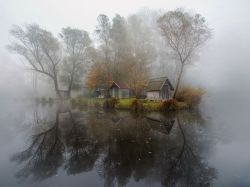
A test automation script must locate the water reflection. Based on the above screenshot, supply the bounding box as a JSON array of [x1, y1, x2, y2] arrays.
[[11, 104, 216, 186]]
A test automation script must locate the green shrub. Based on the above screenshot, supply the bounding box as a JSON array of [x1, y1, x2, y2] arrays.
[[160, 99, 178, 112], [176, 87, 204, 108]]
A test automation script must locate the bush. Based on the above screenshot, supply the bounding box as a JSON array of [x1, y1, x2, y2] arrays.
[[143, 100, 162, 112], [160, 99, 178, 112], [176, 87, 204, 108], [130, 99, 145, 113], [103, 98, 119, 109]]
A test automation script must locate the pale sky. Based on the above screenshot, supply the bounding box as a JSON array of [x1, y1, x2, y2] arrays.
[[0, 0, 250, 98]]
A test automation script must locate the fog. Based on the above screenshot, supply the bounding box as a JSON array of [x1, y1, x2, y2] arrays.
[[0, 0, 250, 106], [1, 1, 250, 186]]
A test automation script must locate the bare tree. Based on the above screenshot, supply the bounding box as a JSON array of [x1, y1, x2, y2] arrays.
[[60, 27, 92, 97], [158, 9, 211, 98], [7, 24, 62, 98]]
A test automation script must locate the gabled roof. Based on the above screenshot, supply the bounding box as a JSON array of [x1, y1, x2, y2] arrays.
[[110, 81, 129, 89], [146, 77, 174, 91]]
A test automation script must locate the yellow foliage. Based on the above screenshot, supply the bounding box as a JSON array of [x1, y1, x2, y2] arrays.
[[86, 63, 112, 89], [176, 87, 204, 108]]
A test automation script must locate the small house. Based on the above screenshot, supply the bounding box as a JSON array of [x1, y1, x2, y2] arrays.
[[93, 83, 111, 98], [146, 77, 174, 100], [110, 81, 130, 98]]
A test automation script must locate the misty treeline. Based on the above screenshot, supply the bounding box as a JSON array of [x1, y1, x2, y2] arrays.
[[7, 8, 211, 99]]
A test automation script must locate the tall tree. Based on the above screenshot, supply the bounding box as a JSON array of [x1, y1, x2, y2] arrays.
[[59, 27, 92, 97], [110, 14, 131, 82], [95, 14, 112, 64], [126, 14, 155, 97], [7, 24, 62, 98], [158, 9, 211, 98], [94, 14, 113, 97]]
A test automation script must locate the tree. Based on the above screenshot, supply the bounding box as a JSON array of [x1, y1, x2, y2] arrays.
[[94, 14, 113, 97], [95, 14, 112, 64], [86, 62, 112, 90], [158, 9, 211, 98], [126, 57, 148, 98], [110, 14, 131, 82], [126, 14, 155, 97], [60, 27, 92, 97], [7, 24, 62, 98]]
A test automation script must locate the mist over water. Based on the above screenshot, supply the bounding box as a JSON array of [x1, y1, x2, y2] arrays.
[[0, 0, 250, 187]]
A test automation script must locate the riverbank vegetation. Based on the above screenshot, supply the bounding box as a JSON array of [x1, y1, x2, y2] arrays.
[[71, 86, 204, 112]]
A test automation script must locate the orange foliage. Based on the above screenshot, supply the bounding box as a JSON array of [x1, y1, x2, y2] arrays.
[[86, 63, 112, 89]]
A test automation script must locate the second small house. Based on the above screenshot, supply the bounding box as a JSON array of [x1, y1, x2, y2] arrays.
[[146, 77, 174, 100], [110, 81, 130, 99]]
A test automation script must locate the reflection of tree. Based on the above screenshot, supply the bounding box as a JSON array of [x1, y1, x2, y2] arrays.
[[11, 111, 64, 181], [158, 114, 216, 187], [63, 111, 100, 174], [11, 107, 216, 186], [99, 117, 156, 187], [95, 113, 217, 187]]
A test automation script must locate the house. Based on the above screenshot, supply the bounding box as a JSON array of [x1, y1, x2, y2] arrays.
[[110, 81, 130, 98], [93, 86, 105, 98], [93, 83, 110, 98], [146, 77, 174, 100]]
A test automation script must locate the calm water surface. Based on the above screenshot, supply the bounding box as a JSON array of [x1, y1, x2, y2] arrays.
[[0, 100, 249, 187]]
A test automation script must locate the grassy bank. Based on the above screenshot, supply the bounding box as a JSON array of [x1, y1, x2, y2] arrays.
[[71, 87, 203, 112], [116, 98, 189, 112], [71, 97, 190, 112]]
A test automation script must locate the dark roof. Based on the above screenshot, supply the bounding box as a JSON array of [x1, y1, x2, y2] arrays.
[[111, 81, 129, 89], [146, 77, 174, 91]]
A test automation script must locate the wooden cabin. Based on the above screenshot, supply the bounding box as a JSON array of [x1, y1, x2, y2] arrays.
[[146, 77, 174, 100], [110, 81, 130, 98], [92, 85, 106, 98]]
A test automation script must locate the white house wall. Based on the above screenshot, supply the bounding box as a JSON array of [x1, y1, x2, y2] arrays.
[[147, 91, 160, 100]]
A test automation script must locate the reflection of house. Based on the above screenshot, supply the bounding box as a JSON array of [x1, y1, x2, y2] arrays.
[[110, 81, 130, 98], [147, 117, 175, 135], [146, 77, 174, 100]]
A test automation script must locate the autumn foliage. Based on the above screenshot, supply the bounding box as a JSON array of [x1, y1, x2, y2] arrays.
[[176, 87, 204, 108], [86, 63, 112, 89]]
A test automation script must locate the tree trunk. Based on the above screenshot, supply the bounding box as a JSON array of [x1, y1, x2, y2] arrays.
[[68, 78, 73, 98], [173, 63, 184, 99], [53, 76, 61, 99], [67, 67, 76, 99]]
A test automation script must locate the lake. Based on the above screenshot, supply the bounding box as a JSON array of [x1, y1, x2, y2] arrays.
[[0, 99, 249, 187]]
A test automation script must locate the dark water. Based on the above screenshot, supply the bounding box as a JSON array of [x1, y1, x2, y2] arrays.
[[0, 100, 249, 187]]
